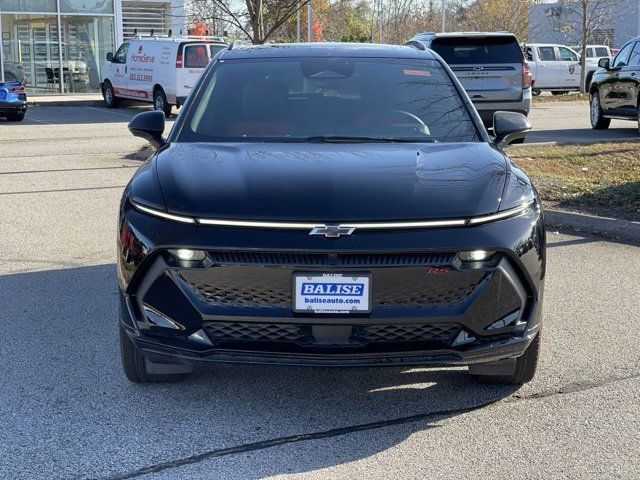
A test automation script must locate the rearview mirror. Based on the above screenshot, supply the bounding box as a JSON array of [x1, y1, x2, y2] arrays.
[[128, 111, 166, 149], [106, 52, 114, 62], [598, 57, 610, 69], [493, 111, 532, 147]]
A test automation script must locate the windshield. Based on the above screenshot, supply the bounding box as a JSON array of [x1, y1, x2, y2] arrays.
[[431, 37, 523, 64], [178, 57, 480, 143]]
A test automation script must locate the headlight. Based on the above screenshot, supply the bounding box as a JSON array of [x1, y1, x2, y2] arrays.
[[168, 249, 207, 261], [458, 250, 495, 262]]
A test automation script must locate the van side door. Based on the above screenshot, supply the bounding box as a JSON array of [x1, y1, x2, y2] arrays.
[[175, 43, 211, 103], [109, 42, 130, 96]]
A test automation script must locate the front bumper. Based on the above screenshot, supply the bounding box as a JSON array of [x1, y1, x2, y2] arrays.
[[129, 326, 539, 367], [118, 200, 545, 367]]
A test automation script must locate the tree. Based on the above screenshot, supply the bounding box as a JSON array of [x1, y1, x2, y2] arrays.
[[548, 0, 626, 92], [186, 0, 313, 44], [458, 0, 536, 41]]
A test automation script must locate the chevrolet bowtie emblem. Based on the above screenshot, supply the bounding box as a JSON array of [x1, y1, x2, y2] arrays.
[[309, 225, 356, 238]]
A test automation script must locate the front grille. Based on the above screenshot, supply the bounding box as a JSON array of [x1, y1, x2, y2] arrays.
[[180, 265, 487, 311], [206, 322, 311, 342], [203, 321, 459, 349], [353, 324, 460, 343], [208, 251, 456, 267]]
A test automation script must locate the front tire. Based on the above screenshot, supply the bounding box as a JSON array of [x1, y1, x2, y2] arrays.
[[153, 88, 172, 118], [119, 324, 192, 383], [469, 331, 541, 385], [103, 80, 119, 108], [590, 91, 611, 129]]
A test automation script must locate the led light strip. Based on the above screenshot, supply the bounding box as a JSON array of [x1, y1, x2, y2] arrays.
[[132, 200, 533, 230], [467, 201, 535, 225], [133, 202, 196, 224]]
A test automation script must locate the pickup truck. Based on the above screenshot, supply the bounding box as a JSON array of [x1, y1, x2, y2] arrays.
[[523, 43, 611, 95], [524, 43, 582, 94], [573, 44, 613, 89]]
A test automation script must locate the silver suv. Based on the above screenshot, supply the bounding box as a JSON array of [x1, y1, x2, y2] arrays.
[[409, 32, 532, 127]]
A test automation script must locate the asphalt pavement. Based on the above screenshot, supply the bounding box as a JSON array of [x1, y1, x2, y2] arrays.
[[526, 100, 638, 144], [0, 105, 639, 479]]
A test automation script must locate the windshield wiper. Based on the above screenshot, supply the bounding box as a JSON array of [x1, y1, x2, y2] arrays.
[[303, 135, 436, 143]]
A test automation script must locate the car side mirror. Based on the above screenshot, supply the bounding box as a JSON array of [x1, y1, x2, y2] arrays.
[[598, 57, 610, 69], [493, 111, 532, 147], [106, 52, 114, 62], [128, 111, 166, 149]]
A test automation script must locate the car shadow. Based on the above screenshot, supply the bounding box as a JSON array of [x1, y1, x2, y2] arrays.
[[0, 264, 519, 479], [2, 104, 178, 126]]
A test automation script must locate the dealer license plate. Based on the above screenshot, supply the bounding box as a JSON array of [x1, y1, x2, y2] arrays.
[[293, 273, 372, 313]]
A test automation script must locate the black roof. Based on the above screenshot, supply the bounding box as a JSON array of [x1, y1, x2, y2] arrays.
[[220, 42, 437, 60]]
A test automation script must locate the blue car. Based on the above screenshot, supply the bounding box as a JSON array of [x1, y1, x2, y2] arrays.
[[0, 81, 27, 121]]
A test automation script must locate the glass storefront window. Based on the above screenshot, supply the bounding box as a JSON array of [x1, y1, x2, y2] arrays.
[[1, 1, 118, 93], [1, 14, 62, 93], [60, 0, 113, 14], [0, 1, 57, 13], [59, 15, 114, 92]]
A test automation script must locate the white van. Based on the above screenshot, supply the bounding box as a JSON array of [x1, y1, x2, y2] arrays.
[[100, 35, 227, 116]]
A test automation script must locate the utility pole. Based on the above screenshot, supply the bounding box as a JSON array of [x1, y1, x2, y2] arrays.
[[296, 8, 301, 42], [307, 1, 313, 42], [441, 0, 446, 32]]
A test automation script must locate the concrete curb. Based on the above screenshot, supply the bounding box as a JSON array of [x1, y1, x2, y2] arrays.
[[544, 209, 640, 244]]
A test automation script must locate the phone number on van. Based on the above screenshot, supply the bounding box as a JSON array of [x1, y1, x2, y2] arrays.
[[130, 73, 153, 82]]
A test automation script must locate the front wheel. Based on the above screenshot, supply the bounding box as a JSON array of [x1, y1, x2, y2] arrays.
[[153, 88, 172, 118], [469, 331, 541, 385], [590, 91, 611, 130], [103, 80, 119, 108]]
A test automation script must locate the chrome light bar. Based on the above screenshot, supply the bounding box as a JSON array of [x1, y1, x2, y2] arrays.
[[132, 200, 534, 230]]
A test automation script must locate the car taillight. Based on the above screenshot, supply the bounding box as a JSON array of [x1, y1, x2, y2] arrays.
[[176, 52, 182, 68], [9, 86, 25, 93], [522, 63, 532, 89]]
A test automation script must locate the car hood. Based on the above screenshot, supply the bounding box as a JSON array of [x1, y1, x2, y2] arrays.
[[154, 142, 508, 222]]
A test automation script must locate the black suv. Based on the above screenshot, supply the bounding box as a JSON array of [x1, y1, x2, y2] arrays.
[[119, 42, 544, 385], [590, 37, 640, 132]]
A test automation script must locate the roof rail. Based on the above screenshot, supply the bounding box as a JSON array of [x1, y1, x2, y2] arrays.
[[404, 40, 426, 50], [134, 34, 226, 42], [228, 40, 253, 50]]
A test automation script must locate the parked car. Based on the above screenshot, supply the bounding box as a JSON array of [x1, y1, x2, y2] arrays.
[[408, 32, 531, 126], [118, 42, 544, 385], [572, 44, 614, 90], [101, 35, 228, 116], [0, 81, 27, 121], [523, 43, 581, 94], [3, 61, 26, 84], [589, 37, 640, 132]]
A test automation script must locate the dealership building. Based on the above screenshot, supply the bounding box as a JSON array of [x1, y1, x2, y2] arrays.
[[0, 0, 185, 93]]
